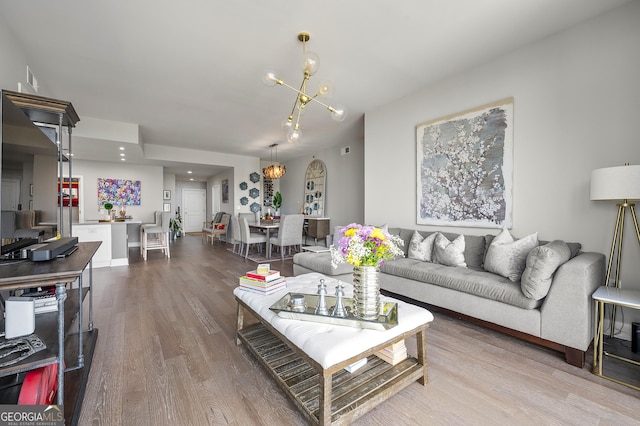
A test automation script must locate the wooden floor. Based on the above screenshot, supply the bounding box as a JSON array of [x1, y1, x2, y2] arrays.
[[78, 235, 640, 425]]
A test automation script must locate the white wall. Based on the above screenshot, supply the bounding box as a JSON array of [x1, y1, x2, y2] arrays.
[[365, 2, 640, 333], [279, 127, 365, 228], [66, 159, 164, 223]]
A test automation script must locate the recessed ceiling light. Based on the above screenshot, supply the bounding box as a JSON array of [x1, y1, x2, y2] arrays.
[[119, 147, 125, 150], [187, 171, 193, 174], [121, 158, 126, 161], [189, 178, 194, 181], [120, 153, 125, 157]]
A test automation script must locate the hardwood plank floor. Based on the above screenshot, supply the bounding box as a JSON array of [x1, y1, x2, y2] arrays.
[[78, 235, 640, 425]]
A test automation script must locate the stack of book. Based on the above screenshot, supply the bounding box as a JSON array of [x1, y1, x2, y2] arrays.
[[238, 268, 286, 295], [375, 340, 408, 365]]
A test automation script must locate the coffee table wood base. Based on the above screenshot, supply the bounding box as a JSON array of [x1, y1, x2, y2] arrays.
[[236, 298, 429, 425]]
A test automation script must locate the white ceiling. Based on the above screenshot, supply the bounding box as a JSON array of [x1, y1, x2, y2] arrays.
[[0, 0, 632, 181]]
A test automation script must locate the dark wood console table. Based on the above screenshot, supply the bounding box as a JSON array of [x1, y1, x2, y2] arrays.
[[0, 241, 100, 425]]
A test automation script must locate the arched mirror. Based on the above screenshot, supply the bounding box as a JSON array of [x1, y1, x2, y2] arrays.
[[303, 159, 326, 217]]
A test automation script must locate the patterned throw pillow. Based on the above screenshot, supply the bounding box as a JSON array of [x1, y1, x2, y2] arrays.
[[521, 240, 571, 300], [433, 233, 466, 267], [408, 231, 436, 262], [484, 229, 538, 282]]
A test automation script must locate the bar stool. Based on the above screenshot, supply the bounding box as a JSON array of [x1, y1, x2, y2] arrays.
[[142, 211, 170, 260]]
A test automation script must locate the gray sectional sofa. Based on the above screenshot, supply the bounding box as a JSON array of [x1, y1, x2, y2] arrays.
[[293, 227, 605, 367]]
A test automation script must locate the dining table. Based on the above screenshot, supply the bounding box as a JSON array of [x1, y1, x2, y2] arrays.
[[249, 221, 280, 258]]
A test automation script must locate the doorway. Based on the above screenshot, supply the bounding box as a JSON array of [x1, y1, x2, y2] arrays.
[[182, 188, 206, 232], [1, 179, 19, 210], [212, 185, 221, 219]]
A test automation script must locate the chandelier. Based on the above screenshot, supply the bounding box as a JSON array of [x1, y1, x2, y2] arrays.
[[262, 143, 286, 180], [264, 32, 346, 144]]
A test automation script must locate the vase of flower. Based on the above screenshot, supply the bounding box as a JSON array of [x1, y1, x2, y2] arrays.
[[352, 265, 381, 320], [329, 223, 405, 320]]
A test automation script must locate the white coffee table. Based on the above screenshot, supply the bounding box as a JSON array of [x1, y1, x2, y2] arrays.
[[301, 245, 330, 253], [234, 272, 434, 425]]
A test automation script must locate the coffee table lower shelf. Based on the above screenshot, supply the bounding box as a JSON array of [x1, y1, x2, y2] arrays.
[[237, 323, 424, 425]]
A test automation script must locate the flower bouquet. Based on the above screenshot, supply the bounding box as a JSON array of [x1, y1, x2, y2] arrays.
[[330, 224, 404, 269], [330, 224, 404, 319]]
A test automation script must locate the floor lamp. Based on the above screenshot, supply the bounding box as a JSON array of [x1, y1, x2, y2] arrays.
[[590, 164, 640, 337]]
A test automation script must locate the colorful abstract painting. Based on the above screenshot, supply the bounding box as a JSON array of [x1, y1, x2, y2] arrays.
[[97, 178, 141, 205], [416, 98, 513, 228]]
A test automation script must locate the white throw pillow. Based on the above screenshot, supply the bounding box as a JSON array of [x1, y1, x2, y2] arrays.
[[484, 229, 538, 282], [408, 231, 436, 262], [434, 233, 466, 267], [521, 240, 571, 300]]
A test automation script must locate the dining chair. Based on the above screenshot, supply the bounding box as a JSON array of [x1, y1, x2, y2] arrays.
[[239, 216, 266, 259], [269, 214, 305, 260], [229, 215, 242, 254]]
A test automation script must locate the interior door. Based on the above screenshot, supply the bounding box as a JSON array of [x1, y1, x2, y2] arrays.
[[1, 179, 20, 210], [182, 188, 206, 232]]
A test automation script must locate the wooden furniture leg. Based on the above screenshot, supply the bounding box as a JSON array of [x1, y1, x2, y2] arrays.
[[236, 302, 245, 345], [416, 327, 428, 386], [319, 373, 332, 426]]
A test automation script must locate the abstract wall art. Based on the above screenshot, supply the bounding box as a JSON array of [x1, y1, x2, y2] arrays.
[[416, 98, 513, 228], [97, 178, 141, 206]]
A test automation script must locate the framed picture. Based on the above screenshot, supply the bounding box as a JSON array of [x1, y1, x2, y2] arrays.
[[163, 190, 171, 200], [29, 200, 33, 210], [163, 203, 171, 212], [29, 184, 34, 196], [222, 179, 229, 203], [416, 98, 513, 228]]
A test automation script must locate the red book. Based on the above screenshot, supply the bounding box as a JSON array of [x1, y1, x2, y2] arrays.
[[245, 270, 281, 282]]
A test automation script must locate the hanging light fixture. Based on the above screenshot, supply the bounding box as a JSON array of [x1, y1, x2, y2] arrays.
[[263, 32, 347, 144], [263, 143, 286, 180]]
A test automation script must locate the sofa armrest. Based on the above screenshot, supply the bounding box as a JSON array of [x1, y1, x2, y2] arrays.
[[540, 251, 605, 350]]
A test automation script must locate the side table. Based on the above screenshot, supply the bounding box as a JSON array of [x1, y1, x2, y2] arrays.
[[592, 286, 640, 391]]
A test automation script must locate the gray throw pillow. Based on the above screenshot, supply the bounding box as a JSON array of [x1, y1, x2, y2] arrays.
[[521, 240, 571, 300], [408, 231, 436, 262], [434, 233, 466, 267], [484, 229, 538, 282]]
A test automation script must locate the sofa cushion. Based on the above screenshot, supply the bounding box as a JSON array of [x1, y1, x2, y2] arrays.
[[521, 240, 571, 300], [408, 231, 436, 262], [381, 258, 541, 310], [293, 252, 353, 276], [484, 229, 538, 282], [434, 233, 466, 267]]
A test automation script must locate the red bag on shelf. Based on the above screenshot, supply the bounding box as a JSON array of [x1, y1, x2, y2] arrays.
[[18, 362, 61, 405]]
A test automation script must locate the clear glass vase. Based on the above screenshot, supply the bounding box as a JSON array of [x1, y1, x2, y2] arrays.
[[352, 265, 381, 320]]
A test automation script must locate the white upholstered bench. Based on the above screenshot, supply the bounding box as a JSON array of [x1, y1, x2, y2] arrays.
[[234, 272, 434, 425]]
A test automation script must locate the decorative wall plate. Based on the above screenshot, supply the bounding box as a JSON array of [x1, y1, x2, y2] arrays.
[[250, 202, 261, 213], [240, 196, 249, 205], [249, 172, 260, 183], [239, 182, 248, 190], [249, 188, 260, 199]]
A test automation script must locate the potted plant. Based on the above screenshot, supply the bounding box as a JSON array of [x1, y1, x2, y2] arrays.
[[273, 191, 282, 216], [169, 215, 182, 240], [103, 202, 113, 220]]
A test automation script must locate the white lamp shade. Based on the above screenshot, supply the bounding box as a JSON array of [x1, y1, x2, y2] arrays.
[[590, 165, 640, 201]]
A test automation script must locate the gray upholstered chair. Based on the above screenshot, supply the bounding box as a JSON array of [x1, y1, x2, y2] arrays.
[[140, 211, 162, 255], [269, 214, 305, 260], [239, 216, 266, 259], [142, 211, 169, 260], [239, 212, 256, 226], [206, 213, 230, 244], [202, 211, 225, 242], [229, 215, 242, 254]]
